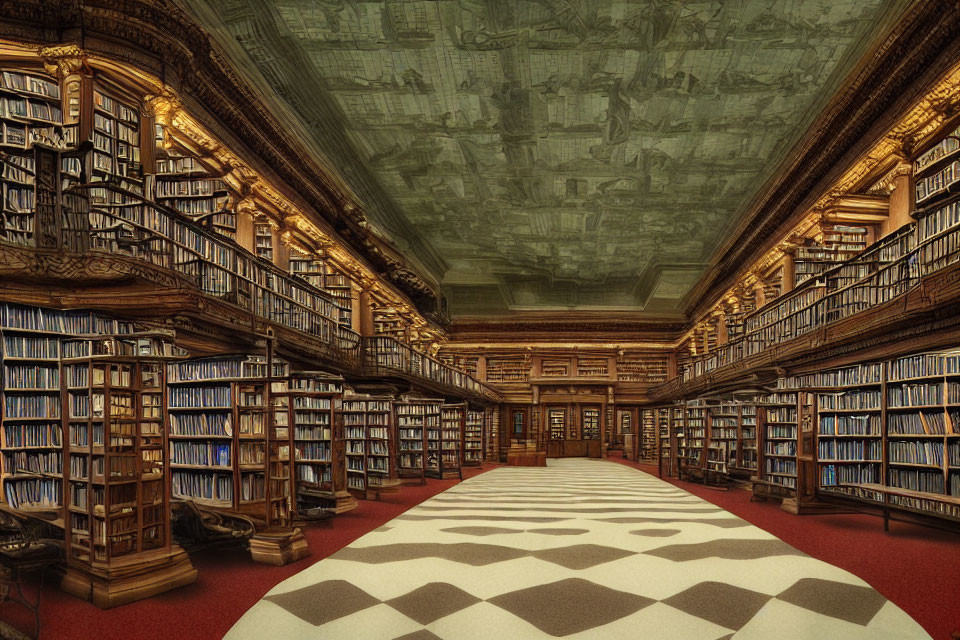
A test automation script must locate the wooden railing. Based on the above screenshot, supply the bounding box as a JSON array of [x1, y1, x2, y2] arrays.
[[362, 336, 500, 402], [663, 209, 960, 391]]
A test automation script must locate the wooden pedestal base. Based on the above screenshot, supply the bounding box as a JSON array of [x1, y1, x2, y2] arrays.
[[249, 529, 309, 566], [366, 479, 402, 500], [330, 490, 359, 514], [60, 545, 197, 609]]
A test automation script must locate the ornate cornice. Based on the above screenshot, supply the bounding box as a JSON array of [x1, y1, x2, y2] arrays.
[[0, 0, 446, 326]]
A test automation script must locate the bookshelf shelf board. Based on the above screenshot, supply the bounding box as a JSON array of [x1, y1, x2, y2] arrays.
[[170, 463, 233, 471], [887, 405, 949, 411], [819, 459, 883, 463], [819, 433, 883, 438], [887, 461, 945, 468], [819, 407, 883, 413], [887, 433, 953, 438]]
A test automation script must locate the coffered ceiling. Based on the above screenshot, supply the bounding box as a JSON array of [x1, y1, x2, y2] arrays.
[[181, 0, 904, 318]]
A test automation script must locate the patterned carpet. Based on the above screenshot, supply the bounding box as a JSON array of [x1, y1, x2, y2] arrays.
[[225, 459, 929, 639]]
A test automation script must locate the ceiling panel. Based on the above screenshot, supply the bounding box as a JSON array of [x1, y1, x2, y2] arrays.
[[183, 0, 901, 316]]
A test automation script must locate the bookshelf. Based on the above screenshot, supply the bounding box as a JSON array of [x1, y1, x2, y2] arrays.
[[883, 351, 959, 519], [463, 408, 483, 466], [672, 404, 686, 472], [167, 355, 291, 524], [757, 390, 799, 492], [342, 393, 368, 495], [547, 407, 565, 441], [0, 304, 199, 606], [812, 363, 884, 502], [616, 353, 669, 384], [289, 251, 352, 327], [657, 407, 672, 476], [59, 333, 198, 605], [485, 405, 499, 461], [0, 67, 72, 247], [254, 222, 274, 262], [341, 392, 398, 498], [794, 224, 872, 285], [639, 409, 657, 463], [278, 371, 355, 514], [152, 126, 235, 240], [581, 406, 601, 440], [485, 357, 529, 384], [394, 398, 441, 484], [683, 400, 709, 471], [737, 404, 758, 473], [2, 325, 63, 514], [707, 402, 738, 474], [434, 403, 464, 479]]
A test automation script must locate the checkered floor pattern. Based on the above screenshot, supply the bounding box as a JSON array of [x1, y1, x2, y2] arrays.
[[226, 459, 928, 639]]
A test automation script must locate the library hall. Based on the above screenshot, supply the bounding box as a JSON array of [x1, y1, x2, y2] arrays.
[[2, 0, 960, 639]]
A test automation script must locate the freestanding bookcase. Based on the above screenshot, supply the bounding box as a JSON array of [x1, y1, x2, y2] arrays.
[[58, 333, 197, 608]]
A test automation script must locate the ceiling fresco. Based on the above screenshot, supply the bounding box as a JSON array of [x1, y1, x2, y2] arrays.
[[183, 0, 901, 316]]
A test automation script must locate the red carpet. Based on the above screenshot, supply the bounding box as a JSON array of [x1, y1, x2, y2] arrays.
[[611, 455, 960, 640], [1, 464, 493, 640]]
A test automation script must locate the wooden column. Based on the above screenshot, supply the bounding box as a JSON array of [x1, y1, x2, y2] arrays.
[[358, 288, 375, 336], [882, 162, 914, 237], [781, 252, 796, 293]]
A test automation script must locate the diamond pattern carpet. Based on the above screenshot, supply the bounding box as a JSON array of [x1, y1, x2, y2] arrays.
[[225, 460, 929, 639]]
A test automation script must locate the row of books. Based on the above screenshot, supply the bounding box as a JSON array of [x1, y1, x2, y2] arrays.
[[4, 394, 60, 419], [817, 390, 881, 410], [888, 468, 944, 494], [167, 358, 269, 383], [887, 411, 950, 435], [169, 412, 233, 437], [294, 442, 330, 461], [818, 439, 881, 461], [889, 440, 944, 466], [296, 463, 331, 484], [170, 441, 231, 467], [293, 426, 331, 441], [2, 71, 60, 98], [915, 160, 959, 204], [819, 414, 881, 435], [2, 449, 61, 475], [168, 385, 231, 408], [820, 464, 879, 486], [887, 384, 943, 407], [3, 364, 59, 389], [915, 126, 960, 174], [171, 470, 233, 502], [3, 335, 60, 359], [3, 476, 61, 508]]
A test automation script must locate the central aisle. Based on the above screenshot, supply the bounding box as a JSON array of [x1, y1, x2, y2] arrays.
[[226, 460, 928, 639]]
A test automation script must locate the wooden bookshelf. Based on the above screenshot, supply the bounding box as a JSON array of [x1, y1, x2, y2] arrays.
[[0, 304, 197, 607], [463, 408, 483, 466], [672, 404, 685, 474], [736, 403, 758, 474], [152, 124, 235, 240], [756, 389, 799, 495], [581, 405, 601, 441], [707, 402, 738, 475], [59, 333, 197, 606], [277, 371, 356, 515], [806, 363, 885, 502], [682, 400, 709, 474], [435, 403, 464, 479], [394, 398, 441, 484], [0, 66, 74, 247], [656, 407, 673, 477], [341, 392, 399, 498], [638, 408, 657, 463]]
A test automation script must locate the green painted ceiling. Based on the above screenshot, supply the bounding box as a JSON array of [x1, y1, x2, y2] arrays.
[[182, 0, 902, 317]]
